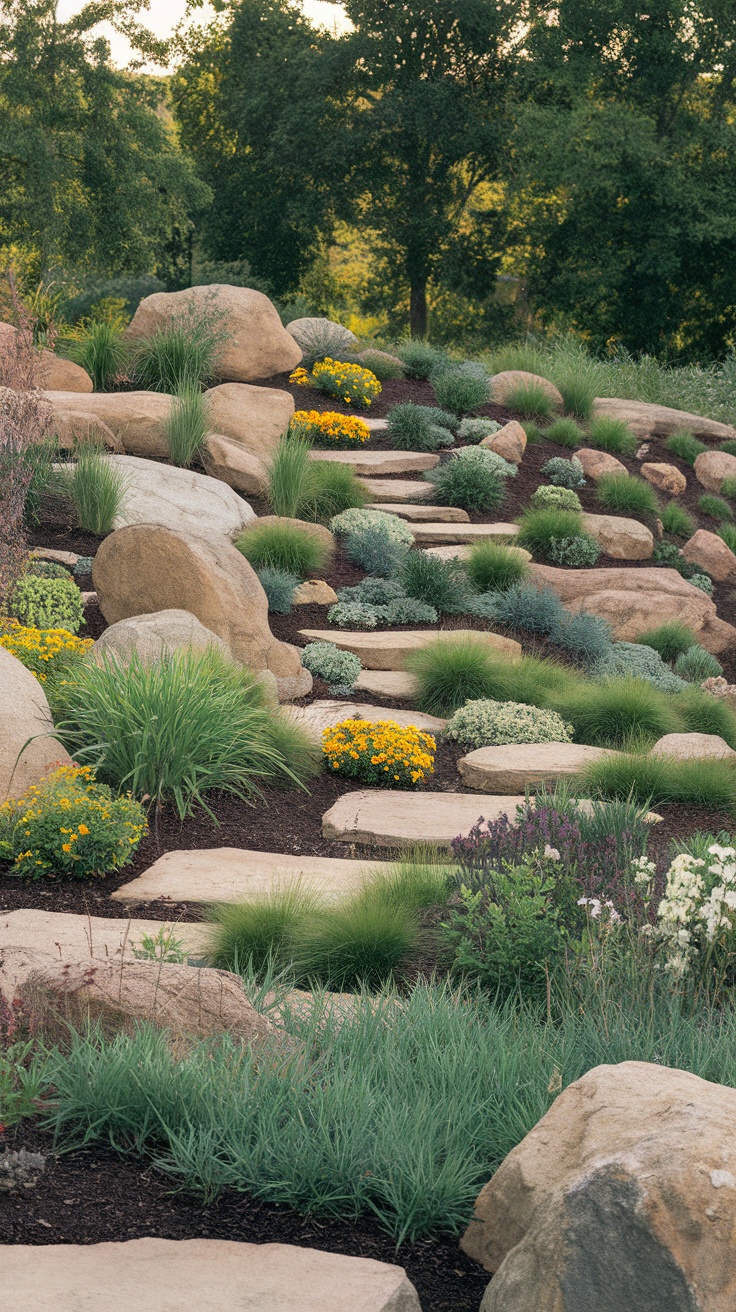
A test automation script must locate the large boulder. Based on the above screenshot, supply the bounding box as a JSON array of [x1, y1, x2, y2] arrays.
[[592, 396, 736, 441], [0, 322, 92, 392], [124, 285, 302, 382], [0, 648, 72, 801], [694, 449, 736, 494], [109, 454, 255, 539], [650, 732, 736, 760], [91, 609, 229, 666], [203, 382, 294, 464], [490, 370, 563, 409], [462, 1061, 736, 1312], [575, 448, 628, 481], [202, 434, 270, 497], [682, 529, 736, 582], [93, 524, 311, 699], [286, 316, 358, 356], [51, 408, 120, 451], [529, 563, 717, 640], [581, 513, 654, 560], [480, 420, 527, 464], [43, 389, 172, 457]]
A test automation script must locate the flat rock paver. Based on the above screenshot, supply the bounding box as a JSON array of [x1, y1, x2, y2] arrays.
[[353, 670, 419, 699], [309, 449, 439, 475], [368, 501, 470, 522], [457, 742, 616, 792], [360, 478, 435, 502], [298, 628, 521, 670], [4, 1237, 421, 1312], [410, 522, 521, 545], [322, 790, 527, 848], [287, 699, 446, 739], [424, 544, 532, 562], [112, 847, 392, 905]]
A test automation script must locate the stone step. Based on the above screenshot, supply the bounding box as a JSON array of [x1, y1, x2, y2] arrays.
[[423, 543, 532, 562], [4, 1238, 421, 1312], [457, 742, 616, 792], [286, 699, 446, 739], [360, 478, 435, 502], [322, 789, 527, 848], [113, 847, 392, 906], [308, 449, 439, 475], [298, 627, 521, 670], [368, 501, 471, 523], [353, 670, 419, 699], [410, 522, 521, 545]]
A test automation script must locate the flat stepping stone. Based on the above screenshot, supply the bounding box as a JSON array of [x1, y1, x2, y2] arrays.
[[299, 627, 521, 670], [353, 670, 419, 699], [360, 478, 435, 502], [113, 847, 391, 906], [287, 699, 446, 739], [457, 742, 616, 792], [424, 544, 532, 562], [322, 789, 527, 848], [4, 1237, 421, 1312], [309, 449, 439, 475], [411, 522, 520, 545], [368, 501, 470, 523], [31, 546, 79, 568]]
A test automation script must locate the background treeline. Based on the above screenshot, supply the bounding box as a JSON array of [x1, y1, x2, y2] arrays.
[[2, 0, 736, 359]]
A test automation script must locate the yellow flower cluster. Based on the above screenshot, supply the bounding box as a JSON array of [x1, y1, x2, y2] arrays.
[[289, 366, 312, 387], [0, 620, 93, 682], [322, 718, 435, 788], [312, 358, 382, 408], [293, 409, 370, 447]]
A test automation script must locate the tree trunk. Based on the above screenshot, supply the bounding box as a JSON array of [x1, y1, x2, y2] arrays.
[[410, 279, 428, 338]]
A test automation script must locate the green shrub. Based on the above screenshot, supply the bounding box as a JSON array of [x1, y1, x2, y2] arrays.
[[698, 494, 733, 523], [516, 507, 585, 560], [652, 540, 702, 580], [582, 753, 736, 812], [164, 384, 207, 468], [381, 597, 438, 624], [300, 641, 361, 694], [660, 502, 696, 537], [386, 402, 455, 452], [293, 890, 420, 990], [257, 567, 298, 613], [597, 473, 660, 516], [344, 525, 409, 576], [25, 560, 70, 580], [330, 508, 413, 544], [327, 601, 381, 629], [587, 416, 637, 455], [457, 417, 501, 443], [67, 319, 128, 391], [395, 339, 449, 379], [466, 542, 530, 593], [407, 636, 513, 715], [58, 443, 129, 536], [673, 686, 736, 749], [690, 573, 714, 595], [206, 885, 322, 975], [591, 642, 687, 693], [552, 677, 681, 748], [530, 484, 583, 512], [556, 372, 596, 421], [720, 476, 736, 499], [445, 699, 573, 748], [502, 379, 555, 420], [51, 649, 319, 818], [305, 460, 370, 522], [522, 420, 544, 443], [337, 577, 406, 606], [131, 303, 229, 391], [546, 534, 601, 567], [719, 524, 736, 553], [544, 417, 585, 449], [11, 575, 84, 634], [424, 452, 505, 513], [236, 520, 330, 577], [674, 646, 723, 682], [431, 362, 492, 414], [540, 455, 586, 488], [400, 551, 470, 614], [721, 441, 736, 458], [636, 622, 699, 664], [665, 432, 708, 465]]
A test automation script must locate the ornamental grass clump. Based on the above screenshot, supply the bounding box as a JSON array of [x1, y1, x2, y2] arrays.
[[665, 432, 708, 465], [465, 543, 530, 593], [591, 642, 687, 693], [555, 372, 596, 421], [291, 410, 370, 448], [674, 646, 723, 682], [587, 415, 637, 455], [0, 622, 92, 682], [597, 473, 660, 517], [10, 575, 84, 634], [395, 339, 449, 379], [660, 502, 696, 538], [423, 450, 505, 513], [544, 418, 585, 449], [0, 764, 146, 880], [445, 699, 573, 749], [582, 754, 736, 815], [516, 507, 587, 562], [164, 384, 208, 468], [636, 622, 699, 665], [552, 676, 681, 748], [698, 494, 733, 523], [344, 525, 409, 576], [501, 378, 555, 420], [66, 318, 128, 391], [674, 686, 736, 749], [386, 402, 455, 452], [407, 636, 518, 716], [400, 550, 471, 613], [131, 302, 229, 392], [268, 435, 369, 522], [322, 719, 435, 788], [430, 362, 492, 415], [256, 567, 298, 614], [58, 442, 130, 535], [235, 520, 330, 578]]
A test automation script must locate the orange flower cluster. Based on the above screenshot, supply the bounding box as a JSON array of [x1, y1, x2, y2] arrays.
[[322, 718, 435, 788], [293, 409, 370, 448]]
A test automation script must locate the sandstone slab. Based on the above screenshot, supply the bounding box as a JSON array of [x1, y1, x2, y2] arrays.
[[309, 449, 439, 475], [93, 524, 311, 698], [353, 670, 420, 699], [91, 609, 228, 666], [203, 383, 294, 461], [529, 563, 717, 640], [575, 448, 628, 481], [125, 285, 302, 382], [458, 742, 616, 792], [53, 408, 120, 450], [640, 461, 687, 495], [361, 479, 436, 503], [480, 419, 527, 464], [112, 847, 393, 905], [682, 528, 736, 582], [298, 628, 521, 671], [322, 790, 527, 848], [287, 700, 446, 740], [650, 732, 736, 760], [203, 433, 270, 497], [110, 454, 254, 539], [44, 389, 172, 457], [581, 512, 654, 560], [367, 502, 470, 523], [592, 396, 736, 441], [3, 1238, 421, 1312], [30, 547, 78, 568], [0, 648, 72, 801], [463, 1060, 736, 1312], [411, 523, 521, 546], [694, 449, 736, 493], [0, 321, 92, 391], [490, 370, 563, 409]]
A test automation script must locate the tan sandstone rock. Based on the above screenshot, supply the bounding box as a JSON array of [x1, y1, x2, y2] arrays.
[[592, 396, 736, 441], [581, 513, 654, 560], [640, 461, 687, 495], [0, 648, 72, 801], [0, 321, 92, 391], [462, 1060, 736, 1312], [359, 479, 436, 503], [298, 628, 521, 671], [650, 732, 736, 761], [480, 420, 527, 464], [575, 448, 628, 481], [93, 524, 311, 699], [203, 382, 294, 461], [292, 580, 338, 605], [411, 522, 520, 546], [52, 409, 120, 450], [43, 389, 172, 457], [353, 671, 419, 699], [529, 563, 717, 640], [309, 449, 439, 475], [91, 609, 229, 666], [202, 434, 270, 497], [367, 502, 469, 523], [490, 370, 563, 410], [682, 529, 736, 582], [110, 454, 255, 539], [458, 742, 615, 792], [322, 790, 527, 848], [694, 449, 736, 494], [125, 285, 302, 381]]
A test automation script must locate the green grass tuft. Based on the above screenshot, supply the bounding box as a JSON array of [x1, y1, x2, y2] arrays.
[[544, 417, 585, 449], [698, 493, 733, 523], [503, 379, 555, 420], [465, 542, 530, 593], [551, 677, 681, 748], [516, 507, 585, 560], [635, 622, 699, 664], [164, 384, 208, 468], [582, 752, 736, 812], [596, 472, 659, 517], [660, 501, 696, 538], [665, 432, 708, 465], [587, 416, 637, 455], [59, 443, 129, 535], [236, 520, 330, 577]]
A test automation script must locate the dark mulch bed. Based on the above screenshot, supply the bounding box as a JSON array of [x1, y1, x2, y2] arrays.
[[0, 1125, 488, 1312]]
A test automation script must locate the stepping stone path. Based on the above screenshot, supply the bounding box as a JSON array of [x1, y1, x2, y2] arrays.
[[410, 522, 521, 545], [309, 449, 439, 475], [113, 847, 392, 905], [322, 789, 527, 848], [360, 478, 435, 502], [4, 1238, 421, 1312], [287, 699, 447, 739], [353, 670, 419, 699], [299, 628, 521, 670], [368, 501, 470, 523], [457, 742, 616, 792]]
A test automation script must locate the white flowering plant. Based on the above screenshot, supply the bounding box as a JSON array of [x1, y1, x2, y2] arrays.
[[445, 699, 574, 749], [634, 846, 736, 996]]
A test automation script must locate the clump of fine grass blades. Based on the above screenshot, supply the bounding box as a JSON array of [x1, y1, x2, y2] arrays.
[[66, 318, 128, 391], [516, 507, 585, 560], [718, 524, 736, 553], [131, 303, 230, 392], [57, 443, 129, 535], [673, 686, 736, 749], [665, 432, 708, 465], [674, 646, 723, 682], [236, 519, 330, 577], [587, 415, 637, 455], [551, 677, 681, 748], [544, 417, 585, 449], [400, 551, 469, 613], [636, 622, 699, 665], [430, 362, 492, 415], [698, 494, 733, 523], [407, 638, 572, 716], [660, 502, 696, 538], [164, 384, 207, 468], [596, 473, 659, 517], [207, 884, 323, 975], [503, 379, 556, 420], [50, 648, 319, 818], [555, 371, 596, 421], [465, 542, 530, 593], [256, 567, 298, 613], [582, 753, 736, 813], [268, 434, 368, 522]]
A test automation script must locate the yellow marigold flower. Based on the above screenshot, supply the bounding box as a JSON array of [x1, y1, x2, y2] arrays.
[[78, 823, 89, 835]]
